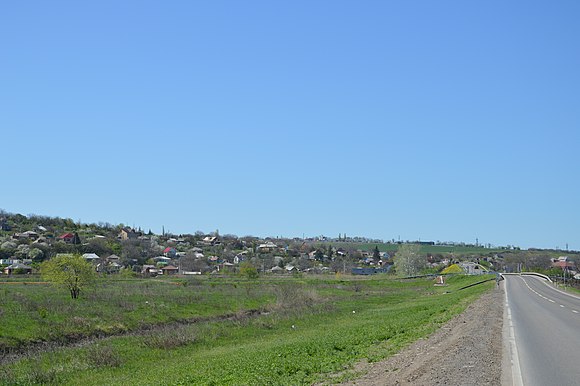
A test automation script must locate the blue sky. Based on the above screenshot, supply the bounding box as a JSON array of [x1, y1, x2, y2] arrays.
[[1, 1, 579, 249]]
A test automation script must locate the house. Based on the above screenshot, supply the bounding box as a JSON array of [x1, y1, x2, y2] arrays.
[[163, 247, 177, 258], [14, 231, 39, 240], [0, 259, 19, 265], [57, 233, 76, 244], [551, 257, 576, 272], [153, 256, 172, 265], [233, 252, 247, 264], [32, 236, 49, 245], [82, 253, 100, 261], [4, 263, 33, 275], [201, 236, 219, 246], [271, 266, 284, 274], [161, 265, 179, 275], [458, 262, 488, 275], [257, 242, 278, 253], [97, 261, 121, 274], [118, 227, 140, 241], [141, 265, 159, 276], [106, 254, 121, 262], [221, 262, 235, 272]]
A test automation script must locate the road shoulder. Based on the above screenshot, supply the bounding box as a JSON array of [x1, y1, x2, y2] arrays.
[[339, 286, 504, 385]]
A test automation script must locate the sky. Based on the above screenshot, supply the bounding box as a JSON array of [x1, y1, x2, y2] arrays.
[[1, 1, 579, 249]]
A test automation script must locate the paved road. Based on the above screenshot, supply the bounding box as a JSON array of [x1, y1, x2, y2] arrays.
[[504, 275, 580, 386]]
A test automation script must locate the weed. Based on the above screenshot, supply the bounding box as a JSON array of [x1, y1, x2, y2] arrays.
[[37, 305, 49, 319], [25, 359, 61, 385], [86, 343, 123, 368], [141, 324, 198, 350], [274, 283, 320, 311]]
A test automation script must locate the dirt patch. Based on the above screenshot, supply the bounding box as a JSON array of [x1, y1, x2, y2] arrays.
[[340, 286, 504, 386]]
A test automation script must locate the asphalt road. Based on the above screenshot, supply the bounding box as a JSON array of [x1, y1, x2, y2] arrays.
[[504, 275, 580, 386]]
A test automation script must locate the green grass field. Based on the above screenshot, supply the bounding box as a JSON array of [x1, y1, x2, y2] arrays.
[[328, 242, 502, 255], [0, 274, 494, 385]]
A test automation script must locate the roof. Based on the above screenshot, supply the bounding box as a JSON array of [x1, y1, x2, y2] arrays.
[[58, 233, 74, 239], [258, 242, 278, 249], [553, 261, 575, 269], [161, 265, 178, 270], [82, 253, 100, 260], [6, 263, 32, 270], [163, 247, 176, 253]]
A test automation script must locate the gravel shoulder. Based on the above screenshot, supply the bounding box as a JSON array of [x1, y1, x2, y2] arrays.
[[340, 285, 504, 386]]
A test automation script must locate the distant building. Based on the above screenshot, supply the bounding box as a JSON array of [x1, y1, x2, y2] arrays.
[[82, 253, 100, 261], [163, 247, 177, 258], [119, 227, 141, 241], [257, 241, 278, 253], [4, 263, 33, 275], [57, 233, 78, 244]]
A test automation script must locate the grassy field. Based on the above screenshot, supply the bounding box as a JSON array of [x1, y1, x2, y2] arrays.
[[329, 242, 502, 255], [0, 274, 494, 385], [0, 276, 273, 350]]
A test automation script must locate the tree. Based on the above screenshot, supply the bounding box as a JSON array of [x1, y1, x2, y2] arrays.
[[28, 247, 44, 261], [41, 254, 96, 299], [240, 261, 259, 279], [373, 246, 381, 263], [72, 232, 82, 245], [330, 254, 354, 273], [393, 244, 425, 277]]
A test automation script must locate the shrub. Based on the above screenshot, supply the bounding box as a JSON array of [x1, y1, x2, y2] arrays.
[[240, 262, 259, 279]]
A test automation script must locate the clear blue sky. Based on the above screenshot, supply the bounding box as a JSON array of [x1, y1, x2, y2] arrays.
[[2, 1, 579, 249]]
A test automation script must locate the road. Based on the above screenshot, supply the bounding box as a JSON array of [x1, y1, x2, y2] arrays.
[[504, 275, 580, 386]]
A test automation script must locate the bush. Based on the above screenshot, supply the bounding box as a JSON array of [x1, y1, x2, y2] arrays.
[[240, 262, 259, 279]]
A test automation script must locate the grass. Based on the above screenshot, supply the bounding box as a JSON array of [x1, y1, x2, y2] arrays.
[[0, 274, 494, 385], [0, 276, 273, 350], [328, 242, 502, 255]]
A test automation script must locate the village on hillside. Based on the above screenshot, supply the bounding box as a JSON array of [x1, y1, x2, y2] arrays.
[[0, 211, 578, 281]]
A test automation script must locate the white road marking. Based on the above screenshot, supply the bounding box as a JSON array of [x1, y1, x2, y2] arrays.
[[505, 280, 524, 386], [573, 310, 579, 314]]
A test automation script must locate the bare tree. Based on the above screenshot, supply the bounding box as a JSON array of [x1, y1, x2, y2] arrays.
[[393, 244, 425, 277]]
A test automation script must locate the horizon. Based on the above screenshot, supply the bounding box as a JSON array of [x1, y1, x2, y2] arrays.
[[2, 1, 578, 251]]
